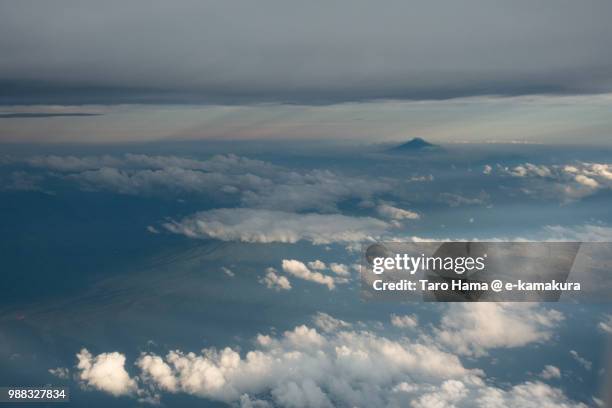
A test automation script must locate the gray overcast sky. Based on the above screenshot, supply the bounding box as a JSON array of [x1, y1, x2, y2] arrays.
[[2, 1, 612, 144], [1, 0, 612, 105]]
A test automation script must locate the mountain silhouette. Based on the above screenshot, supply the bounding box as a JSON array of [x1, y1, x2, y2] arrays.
[[388, 137, 441, 153]]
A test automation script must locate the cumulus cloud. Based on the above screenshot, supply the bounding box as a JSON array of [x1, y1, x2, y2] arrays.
[[475, 381, 586, 408], [328, 263, 350, 277], [281, 260, 335, 290], [390, 314, 418, 329], [307, 260, 326, 270], [498, 162, 612, 200], [376, 204, 420, 220], [569, 350, 592, 371], [259, 268, 291, 291], [433, 303, 564, 356], [539, 365, 561, 380], [312, 312, 351, 333], [136, 354, 178, 393], [76, 348, 138, 397], [71, 316, 585, 407], [164, 208, 388, 245]]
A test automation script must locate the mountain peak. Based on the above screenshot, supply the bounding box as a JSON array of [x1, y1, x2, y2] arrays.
[[389, 137, 440, 152]]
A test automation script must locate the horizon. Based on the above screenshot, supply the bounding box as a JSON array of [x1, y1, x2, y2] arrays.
[[1, 2, 611, 407]]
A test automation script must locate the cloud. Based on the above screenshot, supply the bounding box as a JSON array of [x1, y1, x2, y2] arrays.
[[259, 268, 291, 291], [376, 204, 420, 220], [164, 208, 388, 245], [498, 162, 612, 200], [312, 312, 351, 333], [76, 348, 138, 397], [598, 315, 612, 334], [390, 314, 418, 329], [221, 267, 235, 278], [475, 381, 586, 408], [433, 303, 564, 356], [136, 354, 178, 393], [438, 192, 489, 207], [241, 169, 392, 213], [0, 171, 44, 192], [3, 1, 612, 105], [307, 260, 326, 270], [328, 263, 350, 277], [281, 260, 335, 290], [0, 112, 101, 118], [20, 153, 392, 213], [543, 225, 612, 242], [49, 367, 70, 379], [569, 350, 592, 371], [69, 166, 268, 196], [70, 315, 585, 407], [24, 153, 269, 172], [539, 365, 561, 380]]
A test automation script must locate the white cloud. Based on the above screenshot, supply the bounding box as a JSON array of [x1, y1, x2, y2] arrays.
[[411, 379, 468, 408], [598, 314, 612, 334], [329, 263, 350, 277], [25, 153, 272, 174], [164, 208, 388, 245], [260, 268, 291, 291], [242, 169, 391, 213], [543, 224, 612, 242], [29, 153, 392, 213], [475, 381, 586, 408], [137, 354, 178, 392], [69, 166, 268, 196], [312, 312, 351, 333], [569, 350, 592, 371], [433, 303, 564, 356], [221, 267, 235, 278], [376, 204, 420, 220], [499, 162, 612, 200], [574, 174, 599, 188], [509, 163, 553, 178], [71, 317, 585, 408], [390, 314, 418, 329], [539, 365, 562, 380], [281, 260, 335, 290], [49, 367, 70, 379], [307, 260, 326, 270], [483, 165, 492, 175], [76, 348, 138, 397]]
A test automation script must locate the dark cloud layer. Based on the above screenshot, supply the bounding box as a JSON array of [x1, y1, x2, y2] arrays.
[[1, 0, 612, 105], [0, 112, 101, 118]]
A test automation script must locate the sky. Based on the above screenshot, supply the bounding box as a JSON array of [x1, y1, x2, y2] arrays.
[[1, 3, 612, 407], [1, 0, 612, 143]]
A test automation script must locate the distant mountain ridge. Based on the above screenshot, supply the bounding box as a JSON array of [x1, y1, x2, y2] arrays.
[[388, 137, 441, 152]]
